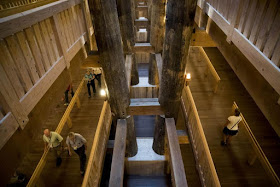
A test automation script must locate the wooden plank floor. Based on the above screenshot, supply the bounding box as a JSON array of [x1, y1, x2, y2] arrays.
[[186, 47, 280, 186], [16, 72, 105, 186]]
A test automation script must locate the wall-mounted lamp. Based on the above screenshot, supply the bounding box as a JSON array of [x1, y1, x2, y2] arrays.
[[185, 73, 191, 86]]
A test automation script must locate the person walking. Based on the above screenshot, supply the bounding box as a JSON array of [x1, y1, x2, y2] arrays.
[[43, 129, 63, 167], [85, 68, 96, 97], [221, 108, 242, 146], [94, 67, 102, 88], [66, 132, 87, 176]]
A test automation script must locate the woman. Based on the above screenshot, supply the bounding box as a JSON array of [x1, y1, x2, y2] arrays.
[[221, 108, 242, 146], [84, 68, 96, 97]]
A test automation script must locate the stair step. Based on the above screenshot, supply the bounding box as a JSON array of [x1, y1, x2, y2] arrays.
[[128, 98, 164, 115], [134, 43, 154, 53]]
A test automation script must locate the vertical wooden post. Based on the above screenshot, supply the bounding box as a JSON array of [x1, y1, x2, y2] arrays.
[[226, 0, 242, 43], [117, 0, 135, 54], [150, 0, 166, 53], [159, 0, 197, 118], [131, 54, 139, 86], [153, 115, 165, 155], [90, 0, 137, 156], [76, 96, 81, 108], [81, 0, 94, 50], [148, 53, 159, 85], [67, 116, 72, 128]]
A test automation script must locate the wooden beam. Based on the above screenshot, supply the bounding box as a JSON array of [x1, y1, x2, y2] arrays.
[[136, 5, 148, 11], [0, 112, 20, 150], [20, 57, 66, 114], [128, 98, 164, 115], [133, 43, 154, 53], [125, 55, 133, 90], [109, 119, 127, 187], [155, 53, 163, 87], [134, 18, 149, 27], [198, 2, 280, 95], [165, 118, 188, 187], [0, 0, 81, 39]]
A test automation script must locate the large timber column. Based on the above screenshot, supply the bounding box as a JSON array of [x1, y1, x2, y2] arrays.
[[150, 0, 166, 53], [90, 0, 137, 156], [117, 0, 135, 54], [154, 0, 197, 154]]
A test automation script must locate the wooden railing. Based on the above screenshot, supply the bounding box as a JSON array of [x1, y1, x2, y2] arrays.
[[181, 86, 221, 187], [232, 102, 280, 186], [108, 119, 127, 187], [27, 78, 84, 187], [0, 0, 94, 150], [198, 46, 221, 93], [165, 118, 188, 187], [196, 0, 280, 96], [82, 101, 112, 187]]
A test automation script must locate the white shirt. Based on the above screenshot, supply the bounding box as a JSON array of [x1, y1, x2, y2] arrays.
[[227, 116, 242, 131]]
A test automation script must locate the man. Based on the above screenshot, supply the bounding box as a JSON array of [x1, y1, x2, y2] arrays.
[[221, 108, 242, 146], [64, 83, 74, 106], [43, 129, 63, 167], [66, 132, 87, 175], [94, 67, 102, 88], [84, 68, 96, 97]]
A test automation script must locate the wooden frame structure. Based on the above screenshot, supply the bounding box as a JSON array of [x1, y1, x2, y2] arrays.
[[0, 0, 95, 151], [232, 102, 280, 186], [196, 0, 280, 96], [27, 78, 84, 187], [181, 85, 221, 187]]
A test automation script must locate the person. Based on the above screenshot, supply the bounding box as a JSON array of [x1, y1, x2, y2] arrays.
[[94, 67, 102, 88], [64, 83, 74, 106], [43, 129, 64, 166], [221, 108, 242, 146], [85, 68, 96, 97], [66, 132, 87, 176]]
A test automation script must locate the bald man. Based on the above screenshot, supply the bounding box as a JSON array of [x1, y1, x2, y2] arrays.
[[43, 129, 63, 167]]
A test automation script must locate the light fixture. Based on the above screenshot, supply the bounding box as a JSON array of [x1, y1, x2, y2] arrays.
[[100, 89, 106, 96], [185, 73, 191, 86]]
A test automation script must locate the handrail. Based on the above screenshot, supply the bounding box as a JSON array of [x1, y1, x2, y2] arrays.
[[165, 118, 188, 187], [181, 85, 221, 187], [27, 78, 84, 187], [198, 46, 221, 93], [82, 101, 112, 187], [232, 102, 280, 186]]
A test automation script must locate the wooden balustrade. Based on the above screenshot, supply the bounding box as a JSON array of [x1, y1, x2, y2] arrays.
[[0, 0, 94, 150], [181, 86, 221, 187], [165, 118, 188, 187], [82, 101, 112, 187], [196, 0, 280, 96], [108, 119, 127, 187], [232, 102, 280, 186], [27, 78, 85, 187], [198, 46, 221, 93]]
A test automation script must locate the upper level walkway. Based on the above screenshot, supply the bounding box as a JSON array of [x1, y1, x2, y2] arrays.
[[15, 69, 105, 186], [187, 46, 280, 186]]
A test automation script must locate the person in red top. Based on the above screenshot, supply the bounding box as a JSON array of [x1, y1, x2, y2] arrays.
[[64, 83, 74, 106]]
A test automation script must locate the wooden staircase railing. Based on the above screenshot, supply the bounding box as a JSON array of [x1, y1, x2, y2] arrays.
[[232, 102, 280, 186], [82, 101, 112, 187], [181, 85, 221, 187], [27, 78, 84, 187], [165, 118, 188, 187]]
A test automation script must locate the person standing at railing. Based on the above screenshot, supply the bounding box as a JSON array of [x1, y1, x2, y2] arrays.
[[66, 132, 87, 176], [43, 129, 64, 167], [64, 83, 74, 106], [85, 68, 96, 97], [221, 108, 242, 146], [94, 67, 102, 88]]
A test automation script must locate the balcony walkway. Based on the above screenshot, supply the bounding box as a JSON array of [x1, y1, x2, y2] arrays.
[[187, 47, 280, 186]]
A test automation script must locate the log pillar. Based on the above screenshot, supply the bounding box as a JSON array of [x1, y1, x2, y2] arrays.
[[148, 53, 159, 85], [90, 0, 137, 156], [131, 54, 139, 85], [150, 0, 166, 53], [152, 115, 165, 155], [159, 0, 197, 118], [154, 0, 197, 153], [126, 115, 137, 156], [117, 0, 136, 54]]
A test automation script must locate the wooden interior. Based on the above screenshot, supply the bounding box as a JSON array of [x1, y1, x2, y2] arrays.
[[1, 0, 280, 186]]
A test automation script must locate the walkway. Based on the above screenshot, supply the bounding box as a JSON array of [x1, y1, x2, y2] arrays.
[[187, 47, 280, 186], [16, 67, 105, 186]]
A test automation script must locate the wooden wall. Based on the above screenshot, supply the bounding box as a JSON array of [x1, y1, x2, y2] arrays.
[[197, 12, 280, 136]]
